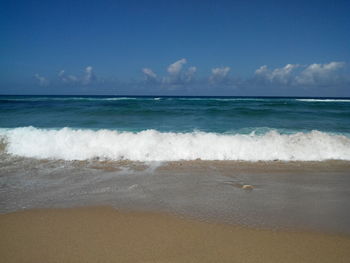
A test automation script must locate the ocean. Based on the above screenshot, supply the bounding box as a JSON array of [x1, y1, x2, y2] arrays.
[[1, 95, 350, 233], [0, 95, 349, 161]]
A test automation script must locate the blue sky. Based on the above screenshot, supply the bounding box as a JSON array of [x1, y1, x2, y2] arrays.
[[1, 0, 349, 96]]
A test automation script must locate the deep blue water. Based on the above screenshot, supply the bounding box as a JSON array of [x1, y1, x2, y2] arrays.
[[0, 95, 349, 134]]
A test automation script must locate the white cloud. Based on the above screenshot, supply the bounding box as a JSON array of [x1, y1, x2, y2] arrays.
[[167, 58, 187, 76], [58, 70, 79, 83], [142, 68, 157, 81], [82, 66, 96, 85], [34, 74, 48, 86], [210, 66, 231, 83], [295, 62, 345, 85], [184, 66, 197, 82], [255, 65, 268, 75], [151, 58, 197, 86], [255, 64, 299, 84], [254, 62, 346, 87], [58, 66, 96, 85]]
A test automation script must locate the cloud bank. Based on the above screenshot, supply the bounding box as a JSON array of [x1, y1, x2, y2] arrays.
[[34, 60, 349, 96], [295, 62, 345, 86], [254, 62, 346, 87]]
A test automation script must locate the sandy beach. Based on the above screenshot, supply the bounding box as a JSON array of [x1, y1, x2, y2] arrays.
[[2, 0, 350, 261], [1, 206, 350, 263], [1, 157, 350, 262]]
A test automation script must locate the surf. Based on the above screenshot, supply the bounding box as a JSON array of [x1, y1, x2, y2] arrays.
[[0, 127, 349, 161]]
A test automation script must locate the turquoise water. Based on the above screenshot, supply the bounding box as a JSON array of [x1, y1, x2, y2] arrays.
[[1, 95, 349, 134]]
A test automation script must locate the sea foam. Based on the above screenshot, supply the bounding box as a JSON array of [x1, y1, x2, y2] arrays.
[[296, 99, 350, 102], [0, 127, 349, 161]]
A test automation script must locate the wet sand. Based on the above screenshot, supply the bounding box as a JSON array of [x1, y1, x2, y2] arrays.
[[1, 159, 350, 234], [1, 206, 350, 263]]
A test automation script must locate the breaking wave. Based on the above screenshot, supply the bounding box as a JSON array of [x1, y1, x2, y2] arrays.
[[0, 127, 349, 161]]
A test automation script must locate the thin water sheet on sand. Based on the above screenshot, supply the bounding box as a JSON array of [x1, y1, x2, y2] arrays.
[[1, 156, 350, 234]]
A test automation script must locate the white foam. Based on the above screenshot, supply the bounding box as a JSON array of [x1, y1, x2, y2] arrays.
[[177, 98, 266, 101], [296, 99, 350, 102], [104, 97, 137, 101], [1, 97, 138, 102], [0, 127, 349, 161]]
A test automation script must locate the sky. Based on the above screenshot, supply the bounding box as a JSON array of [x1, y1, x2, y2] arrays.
[[1, 0, 350, 96]]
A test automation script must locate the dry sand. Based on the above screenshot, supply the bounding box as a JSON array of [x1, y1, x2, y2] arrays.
[[1, 206, 350, 263]]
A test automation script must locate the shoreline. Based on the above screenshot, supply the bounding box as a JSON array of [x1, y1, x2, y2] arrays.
[[2, 159, 350, 234], [1, 206, 350, 263]]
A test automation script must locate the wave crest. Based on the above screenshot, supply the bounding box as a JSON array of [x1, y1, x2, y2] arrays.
[[0, 127, 349, 161]]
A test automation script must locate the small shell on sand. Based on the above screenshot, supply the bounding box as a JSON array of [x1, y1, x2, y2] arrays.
[[242, 184, 254, 190]]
